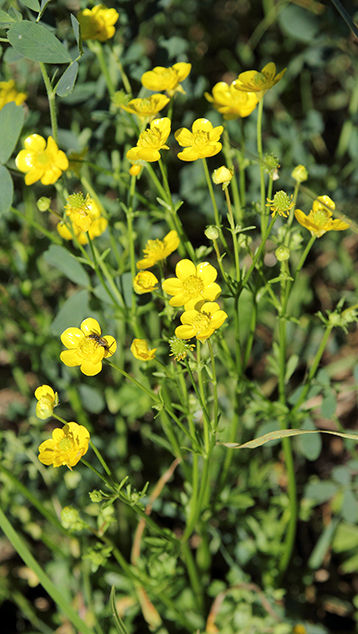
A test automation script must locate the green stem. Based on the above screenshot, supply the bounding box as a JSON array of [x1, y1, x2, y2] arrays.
[[180, 541, 203, 611], [223, 129, 242, 223], [208, 339, 218, 430], [39, 62, 58, 143], [202, 158, 228, 250], [240, 214, 277, 290], [256, 98, 266, 234], [225, 187, 240, 279], [89, 41, 116, 97]]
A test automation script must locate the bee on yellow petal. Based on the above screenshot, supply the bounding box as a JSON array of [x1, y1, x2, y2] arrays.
[[60, 317, 117, 376]]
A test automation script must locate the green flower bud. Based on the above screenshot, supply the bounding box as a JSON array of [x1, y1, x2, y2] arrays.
[[205, 225, 220, 241], [291, 165, 308, 183], [37, 197, 51, 212], [275, 245, 290, 262]]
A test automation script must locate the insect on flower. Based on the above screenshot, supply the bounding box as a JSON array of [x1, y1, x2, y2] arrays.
[[88, 331, 116, 354]]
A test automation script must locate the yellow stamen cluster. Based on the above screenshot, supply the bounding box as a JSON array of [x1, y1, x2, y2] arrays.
[[266, 191, 294, 218]]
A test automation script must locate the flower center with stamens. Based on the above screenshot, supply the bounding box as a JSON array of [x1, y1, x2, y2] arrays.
[[58, 437, 72, 452], [78, 338, 98, 357], [191, 312, 211, 332], [183, 275, 204, 297], [193, 131, 209, 148], [36, 151, 50, 166], [310, 208, 330, 227], [143, 239, 164, 256], [140, 128, 162, 148]]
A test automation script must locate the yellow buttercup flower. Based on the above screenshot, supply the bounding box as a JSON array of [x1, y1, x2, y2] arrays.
[[205, 81, 258, 120], [77, 4, 119, 41], [126, 117, 171, 163], [60, 317, 117, 376], [57, 199, 108, 245], [65, 192, 94, 232], [137, 230, 179, 269], [233, 63, 286, 100], [35, 385, 59, 420], [141, 63, 191, 97], [162, 259, 221, 310], [38, 422, 90, 469], [175, 118, 223, 162], [175, 301, 228, 343], [131, 339, 157, 361], [121, 94, 170, 121], [133, 271, 159, 294], [295, 195, 350, 238], [0, 79, 27, 110], [212, 165, 234, 190], [16, 134, 69, 186]]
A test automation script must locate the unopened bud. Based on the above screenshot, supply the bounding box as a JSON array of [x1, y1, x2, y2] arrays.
[[37, 197, 51, 212], [291, 165, 308, 183], [275, 245, 290, 262], [205, 225, 220, 240]]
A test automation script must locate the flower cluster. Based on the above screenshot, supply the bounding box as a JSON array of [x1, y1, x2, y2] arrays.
[[16, 135, 69, 186], [77, 4, 119, 41], [163, 259, 227, 344], [57, 198, 108, 244], [0, 79, 27, 110], [295, 195, 350, 238], [60, 317, 117, 376]]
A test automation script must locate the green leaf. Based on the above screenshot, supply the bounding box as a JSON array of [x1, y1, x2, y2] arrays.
[[78, 384, 105, 414], [278, 4, 319, 43], [43, 244, 90, 286], [50, 289, 90, 335], [0, 9, 15, 23], [308, 518, 339, 570], [297, 419, 322, 461], [56, 62, 78, 97], [0, 165, 13, 215], [70, 13, 83, 55], [38, 0, 51, 21], [222, 428, 358, 449], [321, 392, 337, 418], [342, 489, 358, 523], [110, 586, 130, 634], [7, 21, 72, 64], [0, 507, 94, 634], [20, 0, 41, 11], [0, 102, 25, 164]]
